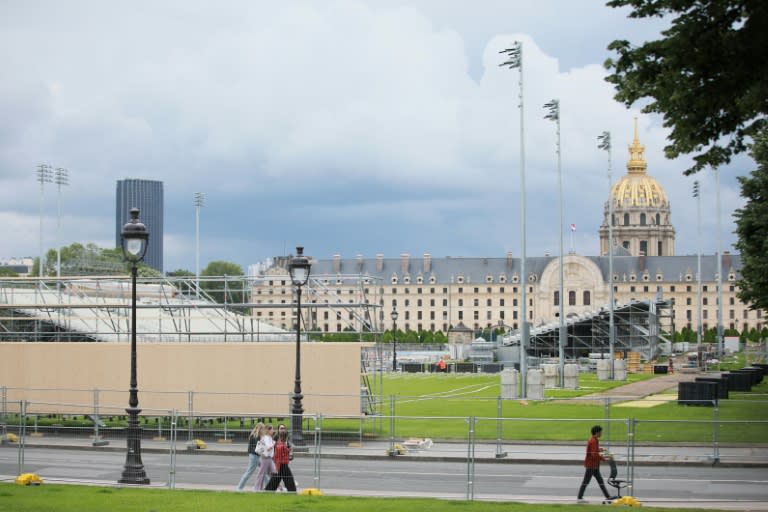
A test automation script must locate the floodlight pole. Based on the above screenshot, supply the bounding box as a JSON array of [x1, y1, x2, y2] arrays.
[[500, 41, 528, 397], [598, 131, 615, 379], [545, 99, 565, 386]]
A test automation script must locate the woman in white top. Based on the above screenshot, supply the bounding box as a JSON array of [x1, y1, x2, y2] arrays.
[[253, 424, 275, 490]]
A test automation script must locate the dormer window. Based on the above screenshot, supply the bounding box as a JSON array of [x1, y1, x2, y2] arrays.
[[499, 274, 507, 283], [486, 274, 493, 284]]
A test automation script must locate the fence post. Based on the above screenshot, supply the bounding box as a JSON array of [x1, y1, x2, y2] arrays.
[[604, 397, 612, 452], [712, 401, 720, 463], [169, 409, 177, 489], [18, 400, 27, 476], [627, 418, 637, 496], [495, 396, 507, 458], [388, 395, 395, 456], [466, 416, 476, 500], [187, 391, 194, 441], [313, 414, 322, 490]]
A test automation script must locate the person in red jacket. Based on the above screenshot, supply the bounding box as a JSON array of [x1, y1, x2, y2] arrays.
[[265, 430, 297, 492], [576, 425, 616, 502]]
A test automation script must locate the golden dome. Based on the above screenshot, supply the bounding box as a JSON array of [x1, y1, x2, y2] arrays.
[[611, 118, 669, 208]]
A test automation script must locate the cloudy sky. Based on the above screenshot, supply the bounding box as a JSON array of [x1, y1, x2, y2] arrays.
[[0, 0, 751, 273]]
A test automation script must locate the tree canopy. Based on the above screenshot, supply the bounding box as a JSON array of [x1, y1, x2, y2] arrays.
[[734, 130, 768, 311], [604, 0, 768, 174], [200, 260, 246, 306]]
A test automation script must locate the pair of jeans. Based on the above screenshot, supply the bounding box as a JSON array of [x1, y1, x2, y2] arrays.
[[237, 453, 260, 490]]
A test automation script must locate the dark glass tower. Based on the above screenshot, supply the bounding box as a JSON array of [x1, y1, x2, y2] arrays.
[[116, 179, 164, 272]]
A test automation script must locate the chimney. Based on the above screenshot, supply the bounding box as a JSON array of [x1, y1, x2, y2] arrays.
[[376, 253, 384, 272], [400, 253, 410, 274], [506, 251, 514, 269], [333, 254, 341, 273], [723, 251, 731, 270], [423, 252, 431, 273]]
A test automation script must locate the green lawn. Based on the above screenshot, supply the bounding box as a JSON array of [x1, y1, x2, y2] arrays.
[[0, 483, 732, 512], [338, 372, 768, 443]]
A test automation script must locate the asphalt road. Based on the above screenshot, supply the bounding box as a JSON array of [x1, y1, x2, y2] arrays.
[[2, 446, 767, 509]]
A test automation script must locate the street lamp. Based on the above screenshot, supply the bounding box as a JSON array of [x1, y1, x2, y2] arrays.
[[391, 308, 399, 372], [119, 207, 150, 485], [288, 246, 311, 449]]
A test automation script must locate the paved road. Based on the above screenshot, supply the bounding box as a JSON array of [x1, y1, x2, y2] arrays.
[[2, 445, 767, 510]]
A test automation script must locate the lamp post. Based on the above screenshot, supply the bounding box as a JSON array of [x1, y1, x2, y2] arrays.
[[391, 308, 399, 372], [288, 246, 311, 449], [119, 207, 150, 485]]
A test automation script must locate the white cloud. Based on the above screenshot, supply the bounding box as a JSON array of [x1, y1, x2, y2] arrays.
[[0, 0, 748, 270]]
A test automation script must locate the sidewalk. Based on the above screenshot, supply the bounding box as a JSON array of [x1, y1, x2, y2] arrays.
[[15, 434, 768, 466]]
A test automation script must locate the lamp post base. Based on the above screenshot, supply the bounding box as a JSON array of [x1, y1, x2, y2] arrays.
[[118, 406, 150, 485]]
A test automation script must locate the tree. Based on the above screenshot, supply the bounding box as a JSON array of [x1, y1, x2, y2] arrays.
[[604, 0, 768, 174], [0, 267, 19, 277], [201, 260, 246, 306], [734, 129, 768, 311]]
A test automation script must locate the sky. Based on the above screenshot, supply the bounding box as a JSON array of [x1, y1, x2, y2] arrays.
[[0, 0, 752, 273]]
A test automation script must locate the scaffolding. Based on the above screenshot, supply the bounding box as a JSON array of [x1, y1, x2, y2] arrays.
[[503, 300, 672, 362]]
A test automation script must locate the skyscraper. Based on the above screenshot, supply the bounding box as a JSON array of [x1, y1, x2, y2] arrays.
[[115, 179, 164, 272]]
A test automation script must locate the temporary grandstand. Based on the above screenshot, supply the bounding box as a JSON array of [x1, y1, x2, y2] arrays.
[[0, 276, 292, 343], [501, 299, 672, 361]]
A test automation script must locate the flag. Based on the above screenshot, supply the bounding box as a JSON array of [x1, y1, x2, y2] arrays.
[[570, 224, 576, 232]]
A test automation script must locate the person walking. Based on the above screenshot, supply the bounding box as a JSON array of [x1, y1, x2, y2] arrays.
[[236, 423, 263, 491], [576, 425, 616, 503], [265, 430, 297, 492], [253, 424, 275, 490]]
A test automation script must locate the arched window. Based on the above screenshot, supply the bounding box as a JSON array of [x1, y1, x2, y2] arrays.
[[568, 291, 576, 306], [583, 291, 591, 306], [655, 213, 661, 225], [624, 213, 630, 226], [554, 291, 560, 306], [640, 213, 646, 226]]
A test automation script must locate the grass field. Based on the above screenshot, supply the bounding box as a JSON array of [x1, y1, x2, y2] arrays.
[[0, 483, 732, 512], [337, 371, 768, 443]]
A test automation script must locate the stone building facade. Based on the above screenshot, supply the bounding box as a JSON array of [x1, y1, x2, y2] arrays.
[[251, 125, 762, 337]]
